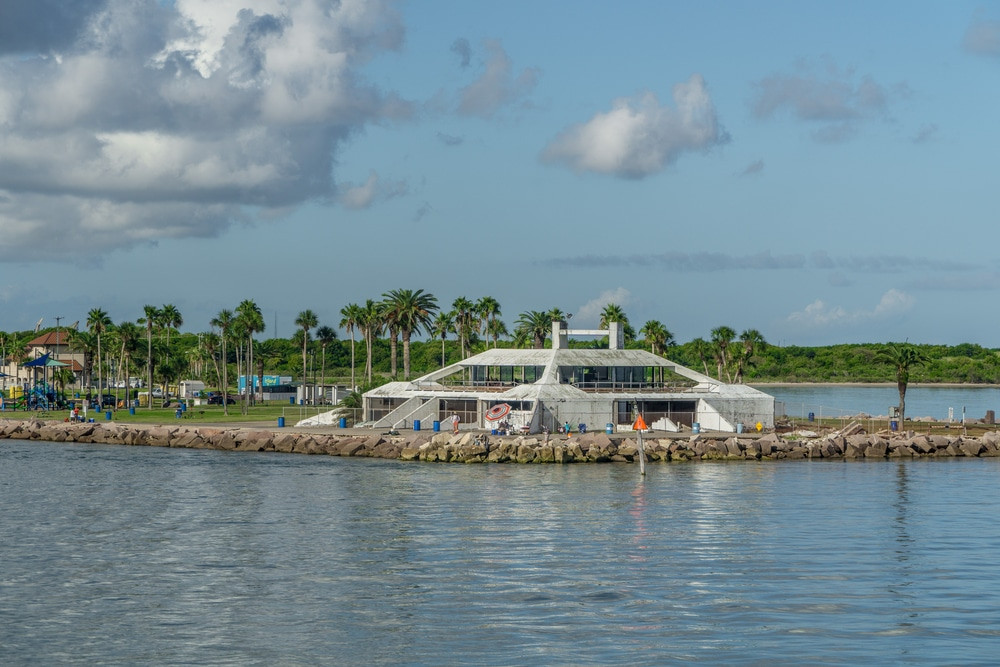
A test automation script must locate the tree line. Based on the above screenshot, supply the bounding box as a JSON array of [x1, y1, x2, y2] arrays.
[[4, 292, 998, 414]]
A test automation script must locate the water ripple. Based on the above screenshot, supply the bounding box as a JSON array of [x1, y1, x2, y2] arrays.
[[3, 441, 1000, 664]]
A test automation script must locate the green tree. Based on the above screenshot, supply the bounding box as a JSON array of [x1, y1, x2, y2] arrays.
[[236, 300, 264, 409], [113, 321, 142, 404], [138, 305, 161, 408], [87, 308, 112, 394], [690, 337, 712, 376], [711, 325, 736, 382], [294, 310, 318, 393], [451, 297, 476, 358], [477, 296, 501, 350], [160, 304, 182, 348], [358, 300, 384, 383], [210, 310, 235, 416], [432, 310, 454, 367], [515, 310, 551, 349], [486, 318, 509, 348], [877, 342, 928, 425], [734, 329, 766, 383], [383, 288, 438, 380], [639, 320, 673, 356], [316, 325, 337, 400], [339, 303, 363, 390]]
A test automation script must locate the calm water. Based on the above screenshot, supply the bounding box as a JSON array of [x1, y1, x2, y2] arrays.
[[754, 384, 1000, 422], [3, 439, 1000, 665]]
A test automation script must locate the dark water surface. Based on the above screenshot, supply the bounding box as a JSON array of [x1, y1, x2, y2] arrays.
[[2, 439, 1000, 665]]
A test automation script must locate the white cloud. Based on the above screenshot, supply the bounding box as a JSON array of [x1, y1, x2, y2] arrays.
[[541, 74, 728, 179], [786, 289, 915, 328], [574, 288, 633, 328], [0, 0, 408, 263]]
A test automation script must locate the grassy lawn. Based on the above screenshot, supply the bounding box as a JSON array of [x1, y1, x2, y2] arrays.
[[4, 401, 345, 426]]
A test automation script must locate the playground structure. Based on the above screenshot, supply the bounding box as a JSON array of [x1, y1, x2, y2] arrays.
[[1, 382, 68, 412]]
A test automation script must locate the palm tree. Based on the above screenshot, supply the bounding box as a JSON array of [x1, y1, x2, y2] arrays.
[[599, 303, 635, 342], [294, 310, 318, 401], [236, 300, 264, 407], [113, 321, 142, 405], [877, 343, 928, 426], [639, 320, 673, 356], [138, 305, 161, 408], [451, 297, 476, 358], [486, 318, 509, 348], [711, 325, 737, 382], [432, 310, 454, 367], [599, 304, 626, 328], [358, 300, 384, 384], [690, 337, 712, 376], [477, 296, 501, 350], [734, 329, 767, 384], [87, 308, 112, 395], [383, 288, 438, 380], [339, 303, 363, 390], [210, 310, 234, 416], [160, 304, 182, 348], [380, 300, 401, 379], [158, 304, 183, 399], [202, 332, 222, 393], [515, 310, 551, 349], [315, 325, 337, 401]]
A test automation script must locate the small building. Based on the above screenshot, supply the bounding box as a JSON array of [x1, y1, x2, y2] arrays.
[[177, 380, 206, 398], [362, 321, 774, 434]]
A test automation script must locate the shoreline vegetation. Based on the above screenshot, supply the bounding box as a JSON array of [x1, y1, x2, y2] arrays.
[[4, 418, 1000, 463], [6, 303, 1000, 411]]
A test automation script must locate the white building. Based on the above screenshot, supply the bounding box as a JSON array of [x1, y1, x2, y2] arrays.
[[362, 321, 774, 434]]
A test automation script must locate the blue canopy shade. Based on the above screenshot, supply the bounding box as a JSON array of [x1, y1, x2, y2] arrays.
[[22, 353, 50, 367]]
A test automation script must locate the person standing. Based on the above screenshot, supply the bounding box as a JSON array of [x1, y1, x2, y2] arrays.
[[451, 413, 460, 434]]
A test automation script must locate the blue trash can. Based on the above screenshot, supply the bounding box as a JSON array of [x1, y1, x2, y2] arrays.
[[339, 417, 346, 428], [129, 407, 135, 416], [692, 422, 700, 434], [433, 421, 440, 432], [736, 423, 744, 434], [175, 408, 182, 419], [278, 416, 285, 428], [808, 412, 815, 422], [289, 397, 295, 405], [105, 411, 112, 421], [606, 422, 614, 434], [890, 419, 898, 431], [414, 419, 421, 431]]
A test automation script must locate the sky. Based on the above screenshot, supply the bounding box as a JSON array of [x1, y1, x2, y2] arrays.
[[1, 0, 999, 347]]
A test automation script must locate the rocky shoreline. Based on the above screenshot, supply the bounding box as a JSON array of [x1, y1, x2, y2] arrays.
[[4, 418, 1000, 463]]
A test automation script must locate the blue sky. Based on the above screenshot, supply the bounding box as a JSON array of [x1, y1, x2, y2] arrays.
[[1, 0, 998, 346]]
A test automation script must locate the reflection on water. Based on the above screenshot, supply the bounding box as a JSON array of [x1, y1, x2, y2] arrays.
[[3, 440, 1000, 665]]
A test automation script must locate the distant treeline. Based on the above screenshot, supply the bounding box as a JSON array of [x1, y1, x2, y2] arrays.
[[666, 341, 1000, 385]]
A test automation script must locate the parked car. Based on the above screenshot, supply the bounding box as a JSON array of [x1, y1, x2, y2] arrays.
[[99, 394, 118, 408], [207, 394, 235, 405]]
